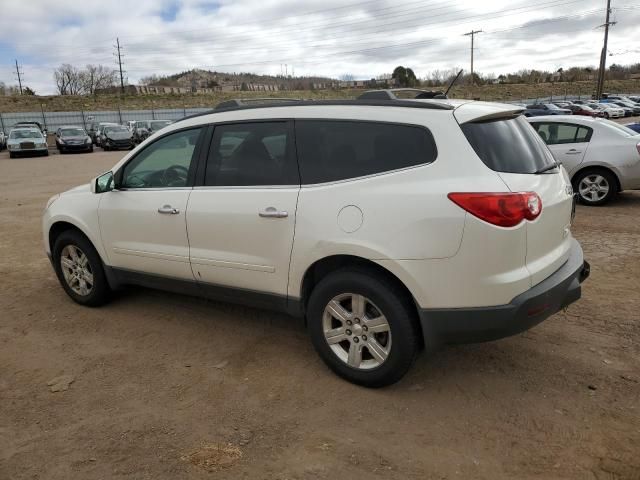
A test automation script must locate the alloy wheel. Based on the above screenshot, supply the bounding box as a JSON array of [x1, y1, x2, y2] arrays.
[[578, 174, 610, 203], [60, 245, 94, 296], [322, 293, 392, 370]]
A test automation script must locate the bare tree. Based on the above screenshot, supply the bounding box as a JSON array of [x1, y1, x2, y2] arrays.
[[82, 64, 117, 94], [54, 64, 83, 95]]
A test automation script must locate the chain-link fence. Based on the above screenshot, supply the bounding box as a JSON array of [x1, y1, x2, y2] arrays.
[[0, 107, 212, 134]]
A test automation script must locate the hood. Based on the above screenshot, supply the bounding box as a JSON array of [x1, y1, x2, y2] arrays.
[[106, 131, 132, 140], [63, 183, 91, 195]]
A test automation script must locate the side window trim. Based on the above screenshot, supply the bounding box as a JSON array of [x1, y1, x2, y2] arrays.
[[114, 125, 207, 189]]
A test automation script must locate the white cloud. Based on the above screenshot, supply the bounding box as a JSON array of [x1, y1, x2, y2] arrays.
[[0, 0, 638, 94]]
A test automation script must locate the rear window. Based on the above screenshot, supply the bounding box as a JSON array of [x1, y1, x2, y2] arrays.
[[461, 116, 556, 174], [296, 120, 437, 184]]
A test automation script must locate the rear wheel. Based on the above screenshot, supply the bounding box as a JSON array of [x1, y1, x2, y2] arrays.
[[307, 269, 420, 387], [574, 169, 616, 206], [53, 230, 111, 307]]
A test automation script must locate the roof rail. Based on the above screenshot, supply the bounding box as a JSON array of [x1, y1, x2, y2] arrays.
[[174, 99, 454, 122], [357, 88, 447, 101], [215, 97, 303, 110]]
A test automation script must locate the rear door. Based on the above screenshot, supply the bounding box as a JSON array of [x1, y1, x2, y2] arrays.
[[460, 115, 574, 286], [186, 120, 299, 307], [531, 122, 592, 175]]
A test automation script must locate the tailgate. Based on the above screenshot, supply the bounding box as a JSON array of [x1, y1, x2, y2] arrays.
[[458, 112, 576, 287], [498, 170, 574, 286]]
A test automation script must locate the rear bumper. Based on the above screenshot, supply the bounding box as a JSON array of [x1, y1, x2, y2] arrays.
[[420, 238, 589, 344]]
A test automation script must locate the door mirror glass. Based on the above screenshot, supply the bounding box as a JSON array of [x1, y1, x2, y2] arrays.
[[94, 171, 114, 194]]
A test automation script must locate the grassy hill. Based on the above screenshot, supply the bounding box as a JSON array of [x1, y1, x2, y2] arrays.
[[1, 79, 639, 113]]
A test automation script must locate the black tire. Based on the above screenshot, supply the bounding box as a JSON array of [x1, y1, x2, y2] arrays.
[[604, 112, 610, 119], [573, 168, 617, 206], [89, 146, 94, 153], [52, 230, 111, 307], [307, 269, 420, 387], [9, 152, 15, 158]]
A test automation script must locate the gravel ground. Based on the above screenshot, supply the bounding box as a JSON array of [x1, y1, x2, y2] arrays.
[[0, 147, 639, 480]]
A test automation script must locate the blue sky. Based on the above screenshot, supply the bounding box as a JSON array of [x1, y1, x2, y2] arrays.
[[0, 0, 638, 94]]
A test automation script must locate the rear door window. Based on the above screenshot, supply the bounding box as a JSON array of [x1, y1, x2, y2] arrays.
[[295, 120, 437, 184], [533, 123, 593, 145], [461, 116, 556, 174]]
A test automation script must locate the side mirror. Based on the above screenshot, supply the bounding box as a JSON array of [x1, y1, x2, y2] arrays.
[[92, 171, 114, 194]]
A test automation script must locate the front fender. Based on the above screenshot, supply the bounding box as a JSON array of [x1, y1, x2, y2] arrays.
[[43, 190, 108, 264]]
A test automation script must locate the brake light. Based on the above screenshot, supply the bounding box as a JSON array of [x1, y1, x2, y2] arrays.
[[636, 142, 640, 156], [448, 192, 542, 227]]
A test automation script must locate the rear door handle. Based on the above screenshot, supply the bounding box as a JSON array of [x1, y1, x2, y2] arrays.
[[259, 206, 288, 218], [158, 205, 180, 214]]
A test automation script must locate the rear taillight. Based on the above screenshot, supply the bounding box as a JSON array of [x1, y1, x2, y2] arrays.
[[448, 192, 542, 227], [636, 142, 640, 156]]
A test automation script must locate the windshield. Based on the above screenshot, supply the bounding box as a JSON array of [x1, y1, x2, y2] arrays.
[[136, 122, 149, 128], [105, 126, 128, 134], [545, 104, 562, 110], [61, 128, 86, 136], [150, 121, 171, 130], [462, 116, 556, 174], [10, 129, 42, 139]]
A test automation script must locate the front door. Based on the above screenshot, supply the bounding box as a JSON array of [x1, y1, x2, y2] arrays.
[[186, 121, 300, 304], [98, 126, 205, 280]]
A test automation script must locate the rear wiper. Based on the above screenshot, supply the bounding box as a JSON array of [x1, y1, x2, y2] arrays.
[[534, 162, 560, 174]]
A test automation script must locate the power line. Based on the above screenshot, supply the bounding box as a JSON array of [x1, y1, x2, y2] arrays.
[[463, 29, 482, 85]]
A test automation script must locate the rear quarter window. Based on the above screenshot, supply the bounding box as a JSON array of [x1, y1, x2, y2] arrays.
[[461, 116, 556, 174], [295, 120, 437, 184]]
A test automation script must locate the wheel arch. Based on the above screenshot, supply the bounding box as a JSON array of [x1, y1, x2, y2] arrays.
[[298, 255, 422, 333], [48, 221, 103, 260]]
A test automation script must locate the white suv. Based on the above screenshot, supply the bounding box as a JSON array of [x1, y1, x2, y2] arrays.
[[43, 96, 590, 387]]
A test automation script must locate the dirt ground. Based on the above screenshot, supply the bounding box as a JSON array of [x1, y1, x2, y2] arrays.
[[0, 147, 639, 480]]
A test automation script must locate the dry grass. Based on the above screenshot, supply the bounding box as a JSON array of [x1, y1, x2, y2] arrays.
[[180, 443, 243, 472], [1, 79, 639, 113]]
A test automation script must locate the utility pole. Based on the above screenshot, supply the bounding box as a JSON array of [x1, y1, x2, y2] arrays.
[[114, 38, 125, 95], [14, 59, 23, 94], [595, 0, 615, 99], [464, 30, 482, 86]]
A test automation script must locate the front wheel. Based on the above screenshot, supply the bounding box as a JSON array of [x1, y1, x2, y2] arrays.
[[307, 269, 420, 387], [53, 230, 111, 306], [574, 169, 616, 206]]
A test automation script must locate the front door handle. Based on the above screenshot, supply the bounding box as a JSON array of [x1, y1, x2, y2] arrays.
[[259, 206, 288, 218], [158, 205, 180, 214], [566, 149, 582, 154]]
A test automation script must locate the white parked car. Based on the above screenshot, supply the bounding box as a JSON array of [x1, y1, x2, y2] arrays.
[[588, 103, 624, 119], [7, 127, 49, 158], [0, 130, 6, 150], [527, 116, 640, 205], [43, 98, 589, 387]]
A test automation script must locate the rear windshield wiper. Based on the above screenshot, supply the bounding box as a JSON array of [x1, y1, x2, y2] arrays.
[[534, 162, 560, 174]]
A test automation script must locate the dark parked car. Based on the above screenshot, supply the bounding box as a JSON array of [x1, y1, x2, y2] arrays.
[[524, 103, 572, 117], [625, 123, 640, 133], [132, 120, 173, 144], [100, 125, 134, 150], [88, 122, 118, 145], [567, 104, 603, 117], [56, 126, 93, 153]]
